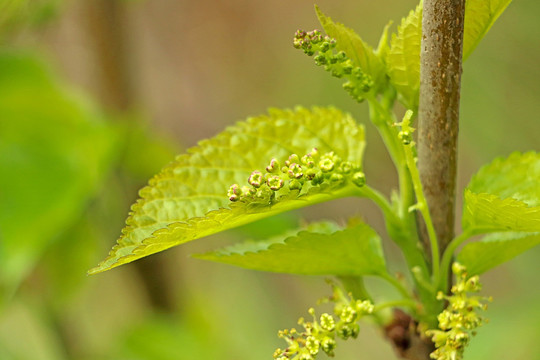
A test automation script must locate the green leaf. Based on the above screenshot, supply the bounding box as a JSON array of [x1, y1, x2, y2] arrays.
[[457, 232, 540, 275], [233, 213, 300, 240], [386, 1, 422, 109], [194, 222, 387, 276], [462, 152, 540, 234], [315, 5, 387, 92], [89, 107, 366, 274], [376, 21, 393, 60], [386, 0, 512, 108], [0, 52, 117, 293], [463, 0, 513, 60], [463, 191, 540, 233], [203, 221, 341, 256]]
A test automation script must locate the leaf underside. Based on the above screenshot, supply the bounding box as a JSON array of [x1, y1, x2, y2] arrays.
[[463, 0, 513, 60], [386, 0, 512, 108], [89, 107, 366, 274], [458, 232, 540, 275], [463, 152, 540, 234], [194, 222, 388, 276]]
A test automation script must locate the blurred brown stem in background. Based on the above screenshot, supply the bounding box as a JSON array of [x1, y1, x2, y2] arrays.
[[86, 0, 134, 112], [85, 0, 179, 313]]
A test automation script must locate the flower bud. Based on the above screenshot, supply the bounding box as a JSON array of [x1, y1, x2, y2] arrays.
[[399, 130, 412, 145], [452, 262, 467, 277], [321, 337, 336, 356], [320, 313, 335, 331], [240, 185, 254, 196], [350, 323, 360, 338], [305, 168, 317, 180], [343, 81, 355, 92], [267, 175, 284, 191], [465, 276, 481, 292], [248, 171, 264, 188], [319, 42, 330, 53], [266, 158, 280, 173], [305, 336, 320, 355], [352, 67, 363, 78], [301, 154, 316, 168], [308, 147, 320, 159], [342, 62, 353, 75], [285, 154, 300, 166], [335, 51, 347, 62], [227, 184, 241, 202], [319, 158, 335, 172], [337, 324, 354, 340], [289, 179, 303, 190], [338, 161, 353, 174], [356, 300, 374, 314], [352, 172, 366, 187], [339, 305, 357, 323], [314, 55, 327, 66], [294, 30, 307, 39], [256, 186, 273, 198], [330, 173, 344, 183], [288, 163, 304, 179], [311, 171, 325, 185], [361, 77, 373, 92]]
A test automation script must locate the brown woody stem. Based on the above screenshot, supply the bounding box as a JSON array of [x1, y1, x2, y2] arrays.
[[390, 1, 465, 359], [417, 0, 465, 284]]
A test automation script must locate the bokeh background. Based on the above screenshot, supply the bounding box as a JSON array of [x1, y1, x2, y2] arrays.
[[0, 0, 539, 359]]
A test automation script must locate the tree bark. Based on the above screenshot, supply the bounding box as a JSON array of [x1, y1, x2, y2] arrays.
[[417, 0, 465, 275], [393, 1, 465, 359]]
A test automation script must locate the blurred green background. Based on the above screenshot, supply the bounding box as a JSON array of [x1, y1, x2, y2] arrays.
[[0, 0, 538, 359]]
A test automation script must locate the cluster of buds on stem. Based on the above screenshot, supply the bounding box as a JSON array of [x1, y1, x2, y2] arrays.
[[426, 263, 492, 360], [273, 284, 374, 360], [227, 148, 366, 203], [293, 29, 373, 102]]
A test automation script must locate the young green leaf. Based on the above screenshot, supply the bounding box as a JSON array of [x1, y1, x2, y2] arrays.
[[89, 107, 366, 274], [463, 0, 513, 60], [315, 5, 387, 92], [386, 1, 422, 110], [376, 21, 393, 61], [194, 222, 388, 276], [457, 232, 540, 275], [462, 152, 540, 234], [386, 0, 512, 108], [462, 191, 540, 234], [198, 221, 341, 258]]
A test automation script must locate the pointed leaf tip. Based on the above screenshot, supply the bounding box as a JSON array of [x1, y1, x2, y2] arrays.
[[90, 107, 367, 274]]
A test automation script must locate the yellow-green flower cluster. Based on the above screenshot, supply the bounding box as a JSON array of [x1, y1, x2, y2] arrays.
[[426, 263, 491, 360], [227, 148, 365, 203], [293, 30, 373, 102], [273, 285, 374, 360]]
